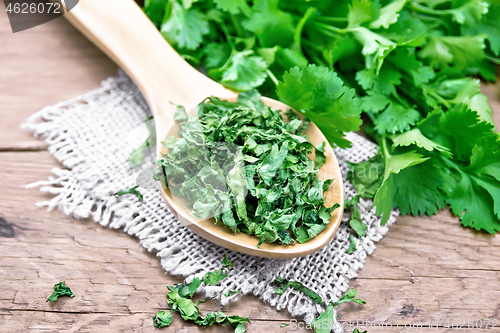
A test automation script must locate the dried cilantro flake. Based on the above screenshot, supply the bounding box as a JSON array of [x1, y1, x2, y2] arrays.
[[155, 90, 339, 247], [46, 281, 75, 302]]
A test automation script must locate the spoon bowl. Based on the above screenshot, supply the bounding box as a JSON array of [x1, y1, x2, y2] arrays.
[[65, 0, 344, 258]]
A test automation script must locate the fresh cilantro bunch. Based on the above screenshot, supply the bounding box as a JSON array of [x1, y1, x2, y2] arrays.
[[142, 0, 364, 148], [154, 90, 340, 246], [144, 0, 500, 233]]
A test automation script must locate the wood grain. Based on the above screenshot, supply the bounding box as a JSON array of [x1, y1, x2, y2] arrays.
[[0, 1, 117, 151], [1, 1, 500, 332]]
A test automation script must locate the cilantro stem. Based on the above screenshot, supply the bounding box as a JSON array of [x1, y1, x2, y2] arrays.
[[292, 7, 318, 54], [229, 14, 244, 37], [301, 39, 324, 52], [310, 21, 345, 36], [381, 135, 391, 162], [410, 2, 446, 16], [398, 80, 428, 111], [316, 16, 348, 23], [364, 110, 377, 123], [424, 87, 451, 108], [391, 92, 411, 109], [266, 69, 279, 86], [484, 55, 500, 65], [411, 13, 442, 22], [305, 50, 328, 67], [220, 22, 235, 50]]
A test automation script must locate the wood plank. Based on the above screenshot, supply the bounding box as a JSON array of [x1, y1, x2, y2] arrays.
[[1, 152, 500, 332], [0, 7, 117, 151], [0, 152, 303, 332], [1, 0, 500, 330]]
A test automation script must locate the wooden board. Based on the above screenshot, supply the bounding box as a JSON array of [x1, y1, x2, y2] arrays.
[[1, 3, 500, 332]]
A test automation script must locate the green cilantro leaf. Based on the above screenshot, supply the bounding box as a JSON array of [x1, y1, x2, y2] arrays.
[[419, 35, 485, 68], [347, 0, 378, 29], [203, 43, 232, 68], [441, 147, 500, 233], [374, 102, 420, 134], [46, 281, 75, 302], [280, 323, 289, 327], [331, 288, 366, 307], [143, 0, 168, 28], [167, 291, 200, 321], [391, 128, 451, 156], [448, 0, 489, 26], [160, 1, 209, 50], [167, 277, 202, 298], [273, 276, 323, 305], [349, 27, 397, 72], [345, 186, 368, 238], [277, 64, 362, 148], [360, 91, 391, 113], [129, 117, 155, 167], [143, 0, 500, 238], [392, 159, 449, 216], [193, 311, 217, 327], [463, 3, 500, 56], [173, 103, 188, 124], [114, 186, 143, 201], [347, 234, 357, 254], [348, 153, 385, 199], [213, 0, 251, 16], [350, 218, 367, 238], [216, 311, 252, 328], [153, 310, 173, 328], [356, 64, 402, 95], [224, 290, 240, 297], [381, 10, 427, 45], [203, 252, 235, 285], [382, 148, 430, 185], [417, 106, 500, 232], [315, 142, 327, 168], [242, 0, 295, 47], [420, 105, 496, 161], [311, 289, 365, 332], [235, 322, 247, 333], [311, 302, 335, 333], [446, 78, 494, 124], [375, 138, 430, 224], [204, 269, 229, 286], [129, 147, 146, 167], [220, 50, 268, 91], [221, 252, 235, 269], [369, 0, 408, 29]]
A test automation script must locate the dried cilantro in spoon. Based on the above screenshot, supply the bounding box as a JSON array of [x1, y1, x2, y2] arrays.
[[154, 90, 339, 247]]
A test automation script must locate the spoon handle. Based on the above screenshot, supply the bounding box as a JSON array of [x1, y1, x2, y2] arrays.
[[65, 0, 234, 118]]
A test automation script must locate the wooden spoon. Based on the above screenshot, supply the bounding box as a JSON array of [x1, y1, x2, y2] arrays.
[[64, 0, 344, 258]]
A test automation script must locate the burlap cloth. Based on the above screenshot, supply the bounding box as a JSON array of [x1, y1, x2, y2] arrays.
[[23, 71, 397, 332]]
